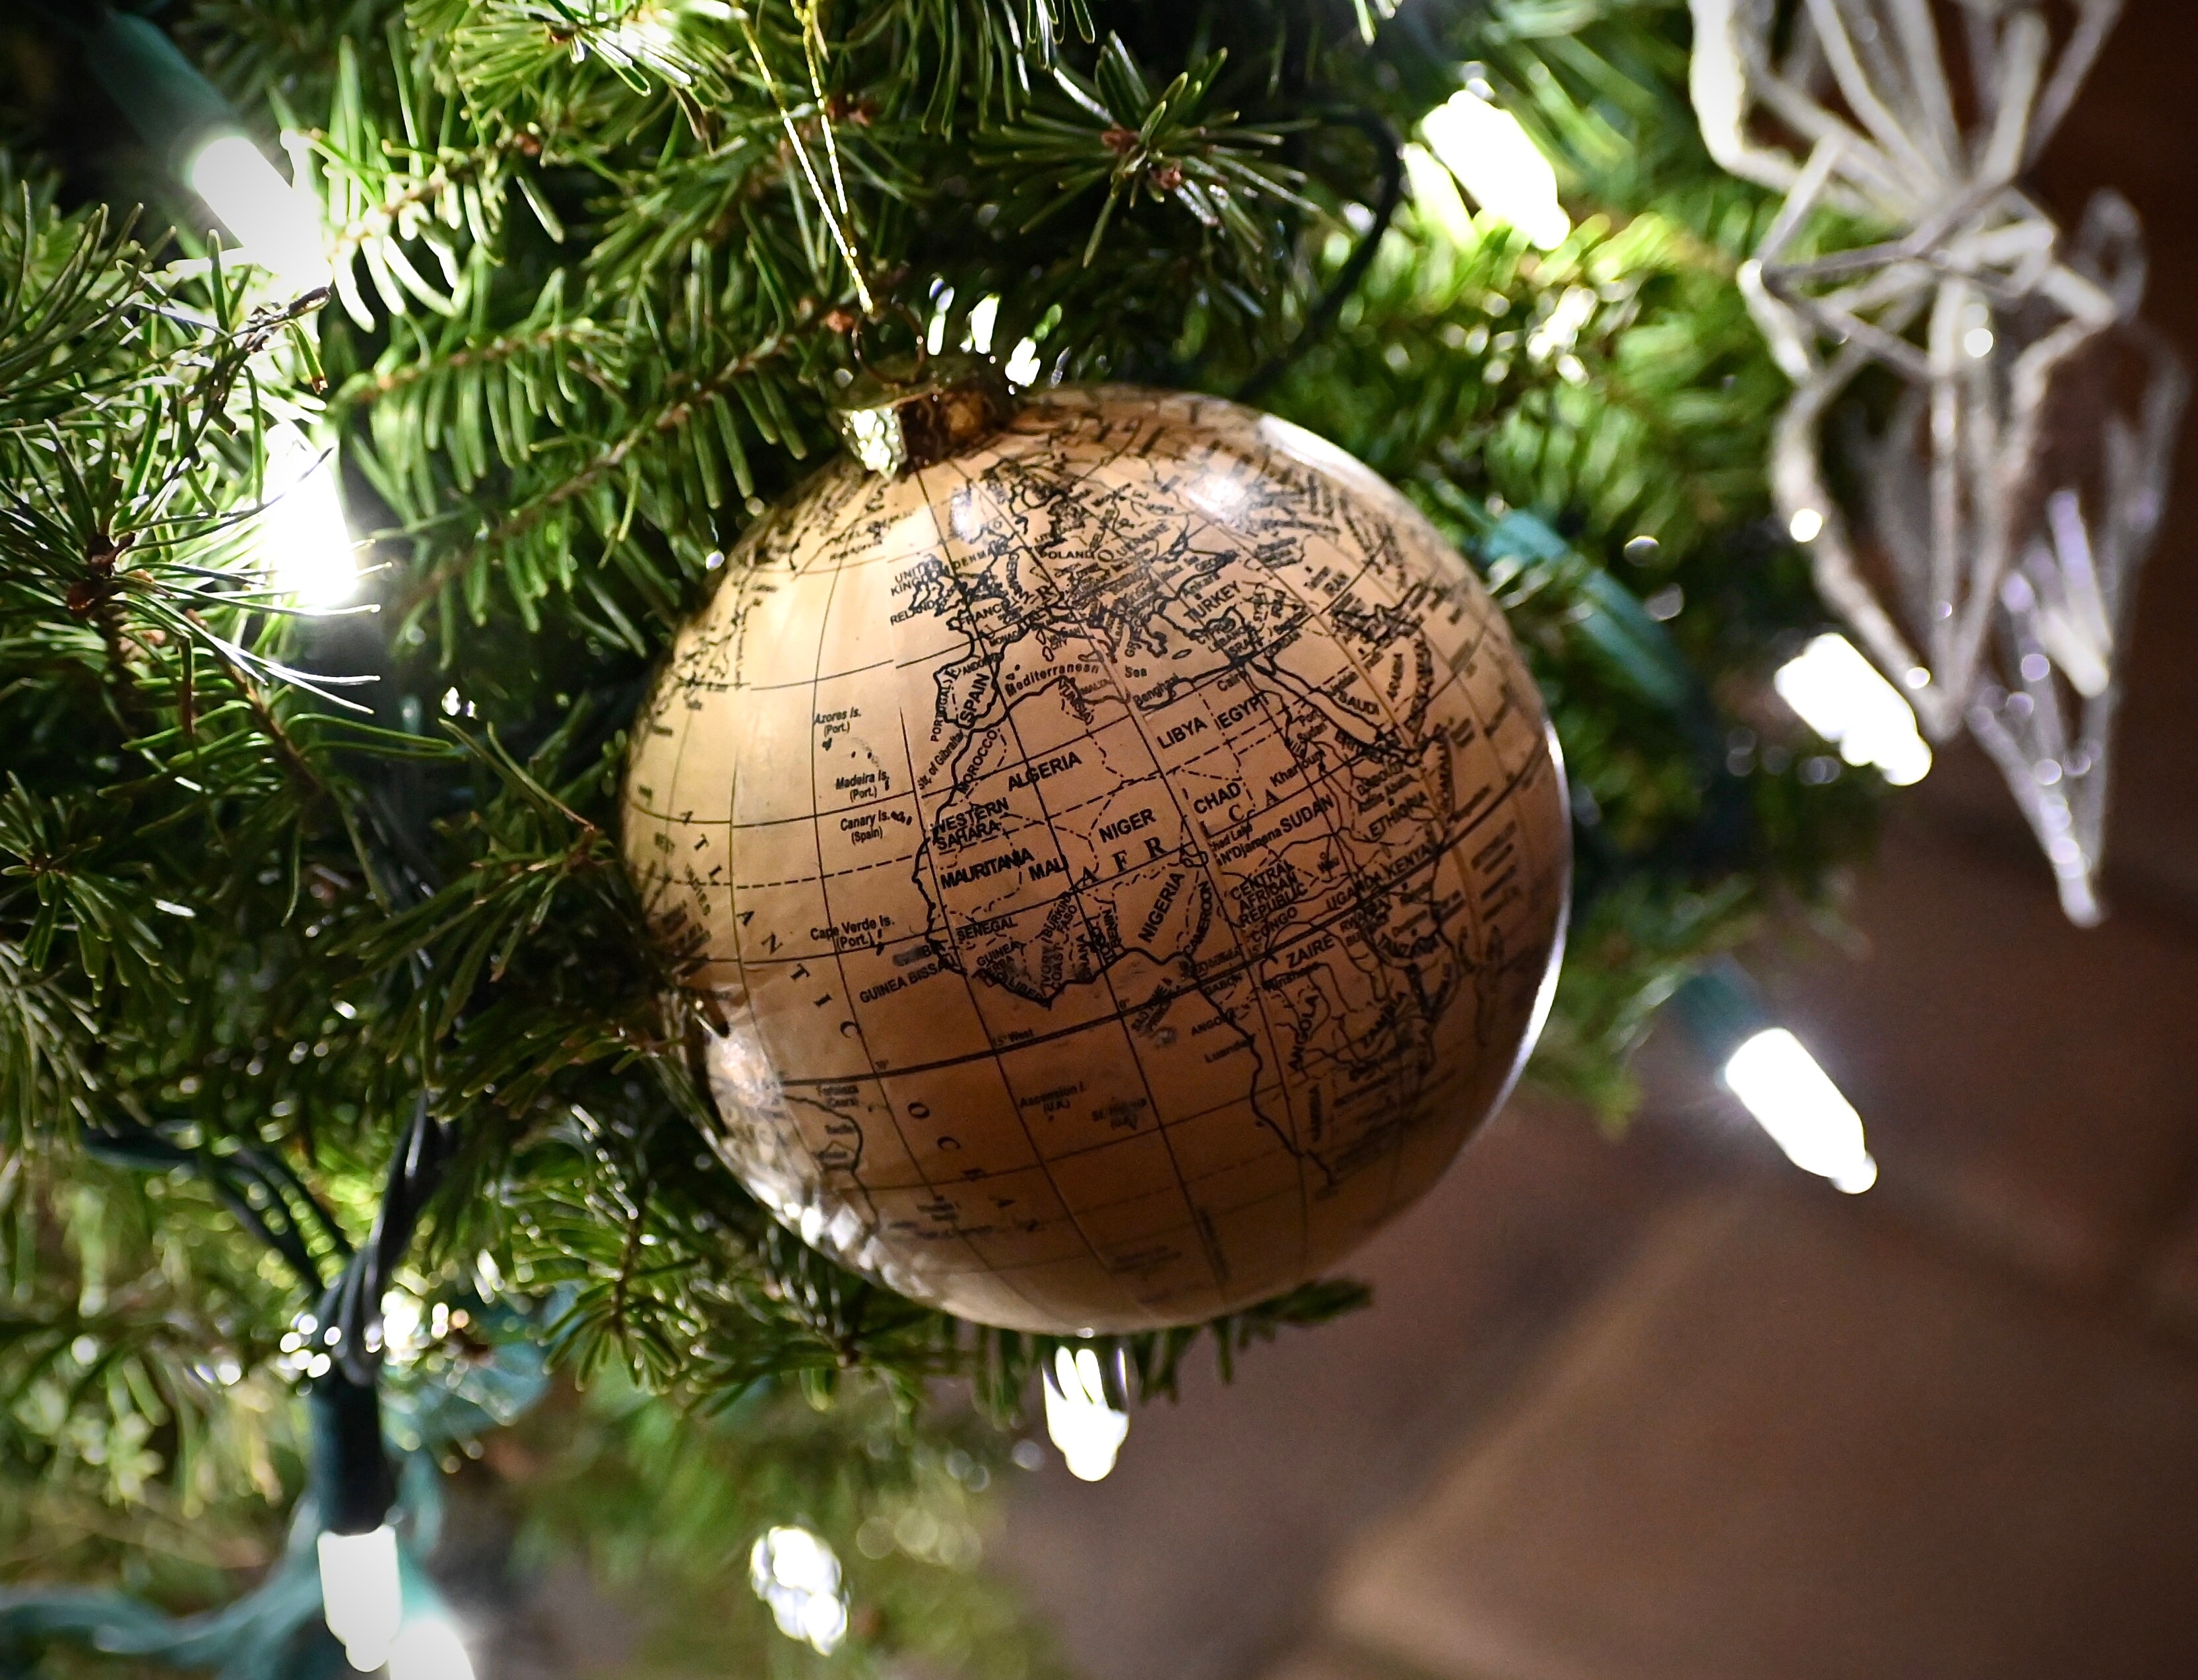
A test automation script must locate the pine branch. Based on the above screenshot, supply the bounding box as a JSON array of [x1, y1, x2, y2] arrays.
[[392, 324, 797, 624]]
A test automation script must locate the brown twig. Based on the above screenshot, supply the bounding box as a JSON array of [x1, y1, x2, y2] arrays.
[[338, 318, 610, 403], [189, 612, 332, 802], [393, 333, 790, 620]]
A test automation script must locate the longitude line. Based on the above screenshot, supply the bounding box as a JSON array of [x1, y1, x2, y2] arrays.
[[914, 455, 1141, 1318], [935, 447, 1232, 1304], [891, 705, 1063, 1324], [1054, 490, 1323, 1272], [1179, 439, 1507, 1217], [973, 445, 1305, 1296], [799, 544, 973, 1270]]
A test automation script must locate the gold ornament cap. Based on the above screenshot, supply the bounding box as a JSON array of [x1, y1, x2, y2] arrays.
[[833, 351, 1016, 476]]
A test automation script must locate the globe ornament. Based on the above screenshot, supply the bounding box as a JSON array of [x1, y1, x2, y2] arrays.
[[624, 372, 1570, 1334]]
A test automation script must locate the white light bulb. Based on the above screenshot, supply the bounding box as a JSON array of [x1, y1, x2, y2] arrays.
[[798, 1590, 850, 1654], [1043, 1346, 1129, 1482], [925, 284, 955, 356], [1722, 1027, 1877, 1194], [1788, 506, 1825, 543], [963, 293, 1001, 354], [186, 133, 331, 292], [378, 1289, 427, 1363], [257, 428, 358, 609], [1419, 90, 1570, 251], [1774, 632, 1933, 786], [387, 1615, 477, 1680], [1003, 336, 1044, 387], [750, 1526, 848, 1655], [317, 1525, 402, 1672]]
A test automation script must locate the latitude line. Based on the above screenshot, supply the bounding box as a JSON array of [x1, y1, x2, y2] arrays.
[[738, 655, 895, 693], [946, 1178, 1309, 1279], [697, 724, 1433, 912], [798, 1074, 1299, 1194], [765, 752, 1543, 1087], [826, 1134, 1301, 1231]]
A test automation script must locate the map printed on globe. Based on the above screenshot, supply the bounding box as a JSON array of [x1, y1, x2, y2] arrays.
[[624, 386, 1570, 1334]]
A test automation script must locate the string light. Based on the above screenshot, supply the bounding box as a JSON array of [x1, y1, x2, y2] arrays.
[[387, 1613, 478, 1680], [1673, 963, 1877, 1196], [1418, 88, 1570, 251], [1774, 632, 1933, 786], [79, 13, 325, 298], [77, 20, 348, 612], [1003, 336, 1044, 385], [1722, 1028, 1878, 1194], [749, 1526, 849, 1654], [963, 294, 1001, 355], [1043, 1345, 1129, 1482], [185, 132, 331, 292], [1400, 141, 1476, 245], [317, 1525, 402, 1672], [257, 428, 358, 609], [925, 283, 955, 356]]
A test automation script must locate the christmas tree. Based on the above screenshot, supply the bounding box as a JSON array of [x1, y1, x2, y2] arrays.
[[2, 1, 1886, 1672]]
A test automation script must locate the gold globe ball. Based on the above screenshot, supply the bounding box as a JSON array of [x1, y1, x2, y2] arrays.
[[625, 385, 1569, 1334]]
